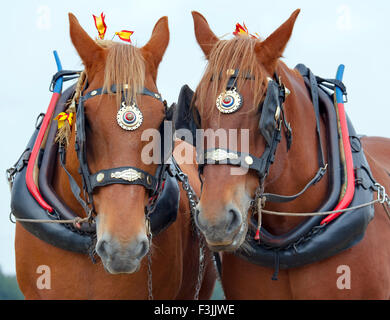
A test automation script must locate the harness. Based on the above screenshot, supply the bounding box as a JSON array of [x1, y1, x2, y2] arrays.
[[185, 69, 331, 210], [6, 49, 210, 300], [7, 66, 185, 252], [174, 64, 382, 278]]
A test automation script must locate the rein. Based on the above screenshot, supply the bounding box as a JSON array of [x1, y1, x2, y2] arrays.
[[252, 183, 390, 220]]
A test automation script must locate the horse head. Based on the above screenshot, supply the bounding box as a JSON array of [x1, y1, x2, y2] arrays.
[[190, 10, 300, 251], [68, 13, 169, 274]]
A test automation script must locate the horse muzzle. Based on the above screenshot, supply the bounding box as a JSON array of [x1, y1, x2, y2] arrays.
[[195, 203, 247, 252], [96, 233, 149, 274]]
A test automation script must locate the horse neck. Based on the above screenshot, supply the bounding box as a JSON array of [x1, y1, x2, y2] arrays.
[[52, 126, 86, 218], [261, 62, 329, 235]]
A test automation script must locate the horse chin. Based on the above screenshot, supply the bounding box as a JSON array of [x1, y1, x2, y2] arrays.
[[207, 220, 248, 252], [102, 259, 141, 275]]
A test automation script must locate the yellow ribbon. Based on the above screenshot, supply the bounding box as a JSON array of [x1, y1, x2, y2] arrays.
[[93, 12, 107, 40], [54, 112, 74, 129], [115, 30, 134, 43]]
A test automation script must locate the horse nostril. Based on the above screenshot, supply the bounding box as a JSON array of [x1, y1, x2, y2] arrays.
[[135, 238, 149, 259], [96, 239, 109, 259], [226, 208, 242, 233]]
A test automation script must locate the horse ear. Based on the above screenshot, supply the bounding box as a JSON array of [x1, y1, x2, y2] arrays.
[[192, 11, 219, 59], [141, 16, 169, 78], [255, 9, 300, 72], [68, 13, 104, 75]]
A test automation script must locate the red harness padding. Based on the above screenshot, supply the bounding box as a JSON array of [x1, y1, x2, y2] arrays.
[[321, 101, 355, 224], [25, 93, 61, 213]]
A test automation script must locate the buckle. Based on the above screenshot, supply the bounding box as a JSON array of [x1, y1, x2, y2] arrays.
[[313, 164, 328, 185], [320, 163, 328, 175], [342, 92, 348, 104], [375, 183, 387, 204]]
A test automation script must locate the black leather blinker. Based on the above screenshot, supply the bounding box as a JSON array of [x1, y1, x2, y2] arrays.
[[259, 79, 280, 146]]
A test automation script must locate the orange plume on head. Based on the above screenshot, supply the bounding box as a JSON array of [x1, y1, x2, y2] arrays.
[[93, 12, 107, 40], [115, 30, 134, 43], [233, 22, 260, 39], [233, 22, 249, 36]]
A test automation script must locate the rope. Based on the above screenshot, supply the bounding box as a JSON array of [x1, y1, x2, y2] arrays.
[[261, 199, 380, 217], [10, 213, 91, 229]]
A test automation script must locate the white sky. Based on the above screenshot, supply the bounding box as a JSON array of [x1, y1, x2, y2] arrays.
[[0, 0, 389, 275]]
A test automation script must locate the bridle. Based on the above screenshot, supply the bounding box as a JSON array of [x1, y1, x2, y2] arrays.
[[198, 70, 292, 180], [58, 80, 169, 224], [196, 69, 329, 208]]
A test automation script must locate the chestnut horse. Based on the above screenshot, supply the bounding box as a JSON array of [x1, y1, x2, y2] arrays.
[[14, 13, 215, 299], [190, 10, 390, 299]]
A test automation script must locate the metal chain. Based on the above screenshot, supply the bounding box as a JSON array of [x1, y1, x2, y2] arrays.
[[145, 216, 154, 300], [194, 235, 206, 300], [176, 170, 206, 300], [177, 171, 199, 216]]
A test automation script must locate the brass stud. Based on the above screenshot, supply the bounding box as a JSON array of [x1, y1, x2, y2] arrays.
[[96, 173, 105, 183], [146, 176, 152, 185], [226, 69, 235, 76], [245, 156, 254, 166]]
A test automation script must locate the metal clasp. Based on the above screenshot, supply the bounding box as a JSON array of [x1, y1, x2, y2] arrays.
[[6, 167, 16, 191], [343, 92, 348, 104], [375, 183, 387, 204], [35, 113, 45, 129]]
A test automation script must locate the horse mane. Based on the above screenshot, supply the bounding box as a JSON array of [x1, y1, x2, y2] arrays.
[[99, 40, 145, 107], [194, 36, 268, 119]]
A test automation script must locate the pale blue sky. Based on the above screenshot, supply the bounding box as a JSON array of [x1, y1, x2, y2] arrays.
[[1, 0, 389, 274]]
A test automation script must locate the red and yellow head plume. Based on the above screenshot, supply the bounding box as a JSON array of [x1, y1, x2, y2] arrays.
[[54, 112, 74, 129], [114, 30, 134, 43], [233, 22, 260, 39], [54, 111, 74, 146], [93, 12, 107, 40], [233, 23, 250, 37]]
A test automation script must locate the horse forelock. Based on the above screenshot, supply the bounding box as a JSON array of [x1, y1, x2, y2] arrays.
[[100, 41, 146, 107], [194, 37, 268, 120]]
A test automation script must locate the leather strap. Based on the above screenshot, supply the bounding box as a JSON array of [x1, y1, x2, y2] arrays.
[[263, 165, 327, 203], [90, 166, 158, 191], [81, 85, 163, 102], [60, 78, 165, 218], [58, 146, 92, 216]]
